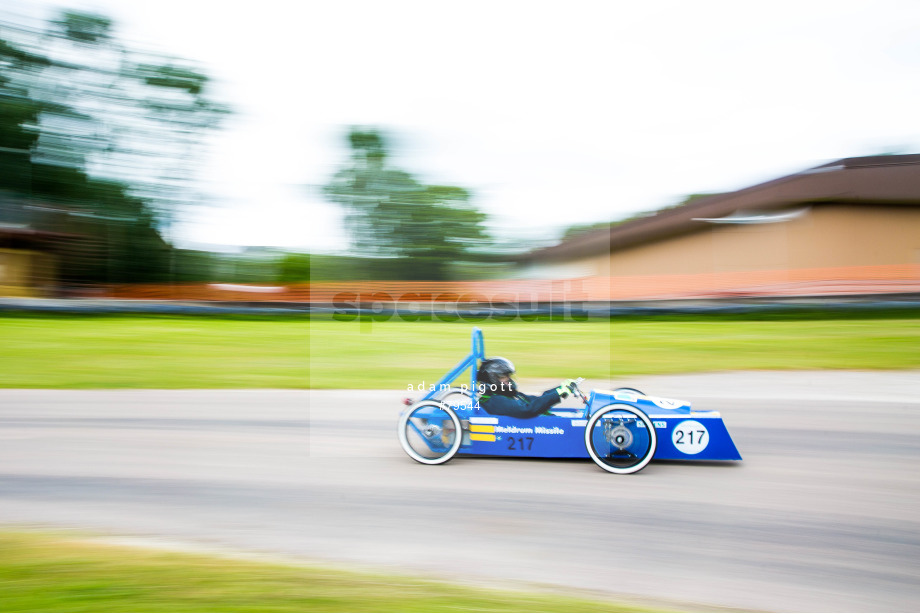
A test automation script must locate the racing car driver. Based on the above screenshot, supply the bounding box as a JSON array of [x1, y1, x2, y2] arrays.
[[477, 357, 576, 419]]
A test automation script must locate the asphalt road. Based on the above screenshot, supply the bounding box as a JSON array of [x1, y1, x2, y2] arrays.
[[1, 372, 919, 612]]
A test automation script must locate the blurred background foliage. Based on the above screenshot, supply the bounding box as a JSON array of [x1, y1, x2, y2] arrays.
[[167, 249, 515, 284], [322, 128, 494, 280], [0, 9, 593, 288], [0, 9, 227, 287]]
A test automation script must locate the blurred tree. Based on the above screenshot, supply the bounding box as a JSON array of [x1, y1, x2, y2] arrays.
[[0, 36, 47, 195], [276, 252, 311, 283], [322, 128, 488, 280], [0, 9, 228, 284]]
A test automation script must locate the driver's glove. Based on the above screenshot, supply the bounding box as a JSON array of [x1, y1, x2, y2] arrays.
[[555, 379, 577, 398]]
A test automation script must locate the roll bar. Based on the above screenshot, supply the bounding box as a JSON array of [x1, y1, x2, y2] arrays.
[[421, 327, 485, 401]]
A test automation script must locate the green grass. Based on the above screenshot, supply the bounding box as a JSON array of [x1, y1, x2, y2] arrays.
[[0, 531, 641, 612], [0, 315, 918, 389], [0, 316, 309, 389]]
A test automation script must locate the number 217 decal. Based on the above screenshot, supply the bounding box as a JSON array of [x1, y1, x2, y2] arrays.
[[507, 436, 534, 451], [672, 420, 709, 455]]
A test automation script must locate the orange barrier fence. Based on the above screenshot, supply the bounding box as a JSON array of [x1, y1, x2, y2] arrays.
[[102, 264, 920, 303]]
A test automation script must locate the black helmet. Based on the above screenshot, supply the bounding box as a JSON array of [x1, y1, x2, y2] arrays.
[[477, 357, 517, 396]]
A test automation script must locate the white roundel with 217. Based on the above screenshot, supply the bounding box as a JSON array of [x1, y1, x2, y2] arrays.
[[672, 420, 709, 454]]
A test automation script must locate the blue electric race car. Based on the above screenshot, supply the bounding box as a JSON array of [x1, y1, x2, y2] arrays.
[[398, 328, 742, 474]]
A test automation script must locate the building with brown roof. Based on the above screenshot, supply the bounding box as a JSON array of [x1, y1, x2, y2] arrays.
[[515, 155, 920, 299], [0, 226, 67, 297]]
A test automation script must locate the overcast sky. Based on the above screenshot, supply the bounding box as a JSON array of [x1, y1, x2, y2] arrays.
[[9, 0, 920, 253]]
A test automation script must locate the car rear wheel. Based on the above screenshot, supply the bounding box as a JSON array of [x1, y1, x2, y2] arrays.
[[584, 403, 656, 474], [398, 401, 463, 465]]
